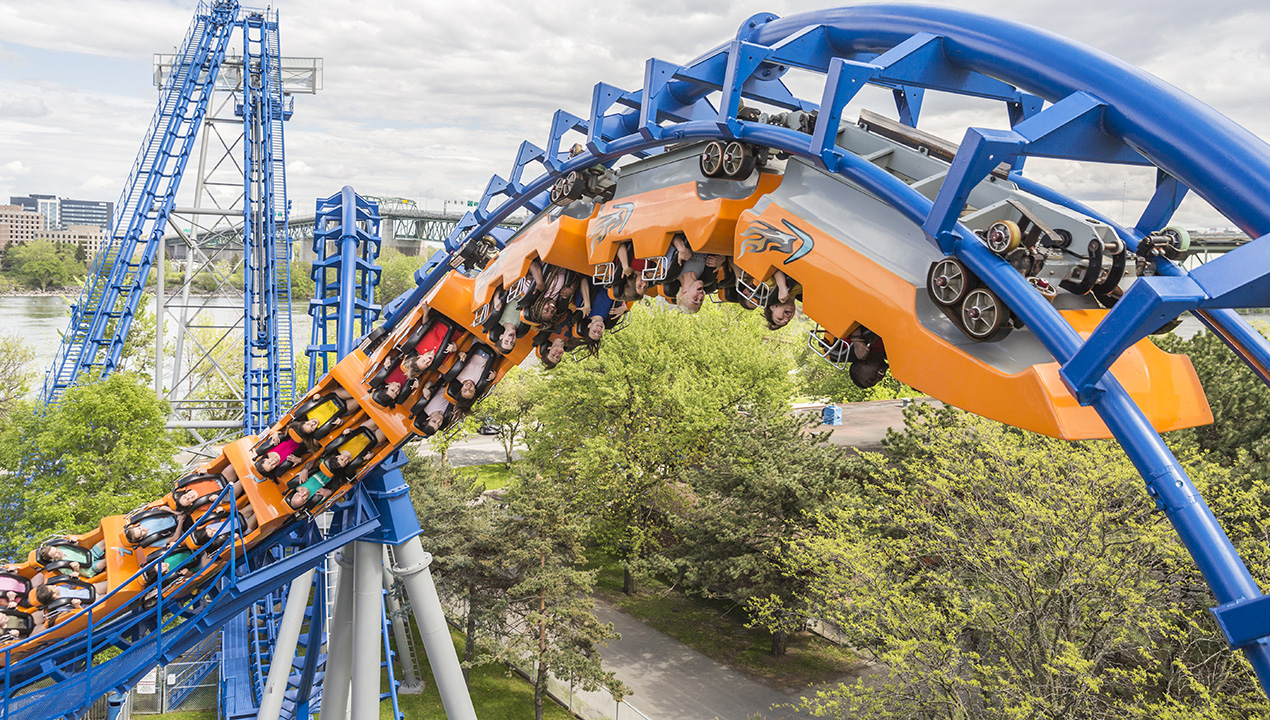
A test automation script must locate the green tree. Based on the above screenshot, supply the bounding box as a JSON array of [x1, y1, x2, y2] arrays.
[[1154, 325, 1270, 479], [0, 373, 177, 551], [524, 301, 795, 594], [663, 406, 860, 657], [8, 239, 83, 291], [377, 250, 422, 302], [0, 334, 35, 420], [500, 475, 626, 720], [754, 405, 1270, 719], [291, 259, 316, 301], [472, 365, 543, 466], [117, 293, 158, 382], [406, 453, 518, 681]]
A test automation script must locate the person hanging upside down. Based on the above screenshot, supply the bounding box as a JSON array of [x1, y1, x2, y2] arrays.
[[285, 463, 339, 511], [663, 235, 725, 314], [444, 343, 500, 407], [611, 242, 652, 302], [847, 326, 888, 389], [762, 271, 802, 330]]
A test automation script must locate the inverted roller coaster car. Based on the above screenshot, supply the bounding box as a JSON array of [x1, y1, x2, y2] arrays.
[[732, 156, 1210, 440], [585, 142, 783, 265], [470, 204, 596, 310]]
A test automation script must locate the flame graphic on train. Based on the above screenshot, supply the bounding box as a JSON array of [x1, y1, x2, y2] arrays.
[[739, 218, 815, 265], [588, 202, 634, 248]]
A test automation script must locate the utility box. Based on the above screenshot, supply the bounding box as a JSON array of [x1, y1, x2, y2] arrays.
[[822, 405, 842, 426]]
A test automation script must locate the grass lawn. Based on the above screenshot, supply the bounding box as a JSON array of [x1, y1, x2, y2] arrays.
[[387, 632, 574, 720], [154, 631, 570, 720], [458, 462, 516, 490], [585, 549, 862, 690]]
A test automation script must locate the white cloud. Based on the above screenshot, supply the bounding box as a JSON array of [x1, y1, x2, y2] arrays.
[[1, 160, 28, 175], [0, 0, 1268, 230], [0, 96, 48, 118]]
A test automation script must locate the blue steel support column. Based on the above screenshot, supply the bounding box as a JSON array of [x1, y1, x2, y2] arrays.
[[337, 185, 361, 358]]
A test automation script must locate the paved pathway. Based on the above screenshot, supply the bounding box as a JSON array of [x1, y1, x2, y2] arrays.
[[568, 601, 799, 720]]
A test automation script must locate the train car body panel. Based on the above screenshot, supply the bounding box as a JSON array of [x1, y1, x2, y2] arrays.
[[588, 144, 784, 264], [472, 209, 594, 308], [734, 159, 1211, 440]]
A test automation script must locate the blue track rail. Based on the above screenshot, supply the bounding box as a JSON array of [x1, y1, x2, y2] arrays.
[[242, 8, 296, 434]]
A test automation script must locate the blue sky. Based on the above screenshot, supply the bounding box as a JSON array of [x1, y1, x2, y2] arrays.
[[1, 0, 1268, 229]]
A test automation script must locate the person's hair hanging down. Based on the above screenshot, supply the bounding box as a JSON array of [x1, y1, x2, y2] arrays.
[[762, 270, 801, 330]]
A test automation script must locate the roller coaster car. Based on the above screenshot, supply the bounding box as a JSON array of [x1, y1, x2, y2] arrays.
[[0, 572, 31, 609], [365, 316, 463, 410], [471, 208, 596, 311], [585, 142, 784, 267], [733, 155, 1211, 440], [318, 427, 381, 482]]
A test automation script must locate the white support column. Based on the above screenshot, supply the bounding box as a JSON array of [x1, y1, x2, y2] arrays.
[[389, 536, 477, 720], [317, 549, 354, 720], [349, 541, 383, 718], [383, 547, 422, 690], [257, 568, 314, 720]]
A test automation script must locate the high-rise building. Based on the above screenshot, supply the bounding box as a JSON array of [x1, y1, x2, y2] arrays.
[[9, 194, 112, 231], [60, 198, 113, 230]]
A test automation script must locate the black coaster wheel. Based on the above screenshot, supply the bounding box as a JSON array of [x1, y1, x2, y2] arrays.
[[562, 170, 586, 201], [927, 258, 976, 307], [720, 141, 756, 180], [960, 288, 1013, 342], [699, 140, 725, 177]]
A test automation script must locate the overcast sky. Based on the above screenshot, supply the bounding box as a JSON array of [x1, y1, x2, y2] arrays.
[[2, 0, 1268, 230]]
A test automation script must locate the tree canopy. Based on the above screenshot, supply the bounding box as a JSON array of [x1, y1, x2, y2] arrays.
[[0, 334, 34, 421], [0, 372, 177, 553], [661, 404, 863, 656], [523, 300, 797, 593], [7, 239, 85, 291], [751, 404, 1270, 719]]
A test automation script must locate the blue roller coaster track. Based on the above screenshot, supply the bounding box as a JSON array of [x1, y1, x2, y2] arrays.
[[42, 1, 238, 406], [12, 5, 1270, 719]]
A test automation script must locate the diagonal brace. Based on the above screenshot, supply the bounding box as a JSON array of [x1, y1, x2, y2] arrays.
[[1061, 275, 1206, 404]]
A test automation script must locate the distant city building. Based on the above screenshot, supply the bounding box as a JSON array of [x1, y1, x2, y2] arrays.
[[60, 198, 113, 230], [37, 224, 108, 259], [0, 204, 44, 252], [9, 194, 113, 231]]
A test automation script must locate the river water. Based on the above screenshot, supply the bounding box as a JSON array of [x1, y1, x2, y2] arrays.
[[1, 295, 316, 393], [1, 295, 1266, 393]]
